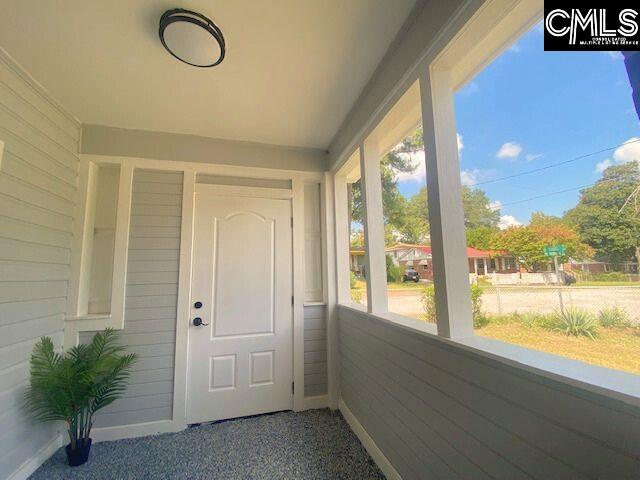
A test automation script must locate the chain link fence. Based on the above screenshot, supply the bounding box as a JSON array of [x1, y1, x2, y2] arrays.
[[480, 284, 640, 325]]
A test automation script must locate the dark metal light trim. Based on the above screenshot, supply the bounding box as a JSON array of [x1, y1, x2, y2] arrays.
[[159, 8, 226, 68]]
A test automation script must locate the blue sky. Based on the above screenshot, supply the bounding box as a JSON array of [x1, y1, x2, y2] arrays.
[[396, 23, 640, 228]]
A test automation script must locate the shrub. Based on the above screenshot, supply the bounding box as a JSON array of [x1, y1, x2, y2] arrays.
[[517, 311, 557, 329], [592, 272, 628, 282], [350, 289, 363, 304], [385, 254, 402, 283], [552, 308, 599, 339], [421, 285, 437, 323], [422, 284, 486, 328], [598, 306, 631, 328], [350, 271, 358, 289]]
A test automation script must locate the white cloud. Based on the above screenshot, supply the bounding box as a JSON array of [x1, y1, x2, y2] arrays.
[[460, 82, 479, 96], [496, 142, 523, 160], [509, 42, 522, 53], [613, 137, 640, 164], [394, 132, 464, 183], [605, 51, 624, 61], [498, 215, 522, 230], [394, 151, 426, 183], [489, 200, 502, 211], [595, 159, 612, 173], [525, 153, 542, 162], [595, 137, 640, 173], [460, 169, 496, 187]]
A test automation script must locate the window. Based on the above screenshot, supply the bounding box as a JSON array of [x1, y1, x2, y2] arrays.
[[453, 22, 640, 375], [380, 126, 435, 321], [348, 178, 367, 307]]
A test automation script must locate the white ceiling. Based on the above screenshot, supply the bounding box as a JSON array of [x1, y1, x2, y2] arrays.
[[0, 0, 415, 150]]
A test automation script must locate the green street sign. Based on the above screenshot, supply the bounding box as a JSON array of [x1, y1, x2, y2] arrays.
[[543, 245, 566, 257]]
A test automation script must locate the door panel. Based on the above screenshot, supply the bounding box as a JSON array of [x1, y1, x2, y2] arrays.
[[187, 193, 293, 423], [212, 212, 275, 337]]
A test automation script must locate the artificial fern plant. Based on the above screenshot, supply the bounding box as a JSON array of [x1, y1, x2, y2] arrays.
[[26, 328, 136, 451]]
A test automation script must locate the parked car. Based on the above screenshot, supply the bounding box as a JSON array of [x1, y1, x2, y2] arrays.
[[403, 269, 420, 282]]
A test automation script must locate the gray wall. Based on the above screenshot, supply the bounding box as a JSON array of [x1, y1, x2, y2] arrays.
[[304, 305, 327, 397], [0, 54, 80, 478], [339, 306, 640, 480], [82, 124, 328, 172], [81, 169, 182, 427]]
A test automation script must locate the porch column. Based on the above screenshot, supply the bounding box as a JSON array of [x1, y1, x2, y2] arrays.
[[473, 258, 478, 275], [419, 67, 473, 338], [333, 174, 352, 304], [483, 258, 489, 275], [360, 139, 388, 314]]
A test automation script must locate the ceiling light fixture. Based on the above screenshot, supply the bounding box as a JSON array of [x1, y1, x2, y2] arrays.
[[159, 8, 225, 68]]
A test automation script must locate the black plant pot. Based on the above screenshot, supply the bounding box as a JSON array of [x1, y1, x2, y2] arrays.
[[65, 438, 92, 467]]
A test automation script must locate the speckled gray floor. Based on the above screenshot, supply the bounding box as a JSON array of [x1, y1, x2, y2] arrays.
[[30, 409, 385, 479]]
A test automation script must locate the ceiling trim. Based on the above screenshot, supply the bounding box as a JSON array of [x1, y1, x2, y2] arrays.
[[81, 124, 328, 172]]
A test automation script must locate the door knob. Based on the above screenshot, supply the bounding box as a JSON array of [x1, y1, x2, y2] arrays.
[[193, 317, 208, 326]]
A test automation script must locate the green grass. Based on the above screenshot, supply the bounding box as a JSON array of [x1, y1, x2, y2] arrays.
[[476, 320, 640, 375], [351, 279, 428, 291]]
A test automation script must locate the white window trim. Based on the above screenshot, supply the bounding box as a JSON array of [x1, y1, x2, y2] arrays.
[[64, 162, 133, 348]]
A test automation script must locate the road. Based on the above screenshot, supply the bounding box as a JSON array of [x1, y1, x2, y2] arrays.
[[385, 285, 640, 324]]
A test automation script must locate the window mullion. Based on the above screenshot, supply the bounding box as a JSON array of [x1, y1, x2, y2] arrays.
[[360, 140, 388, 314]]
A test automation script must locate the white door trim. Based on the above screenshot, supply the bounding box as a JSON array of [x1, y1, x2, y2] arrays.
[[195, 183, 293, 199], [173, 179, 305, 427]]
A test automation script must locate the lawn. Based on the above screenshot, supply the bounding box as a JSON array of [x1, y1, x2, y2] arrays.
[[476, 321, 640, 375], [351, 280, 427, 291]]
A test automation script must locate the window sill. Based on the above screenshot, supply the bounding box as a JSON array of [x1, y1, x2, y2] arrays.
[[337, 304, 640, 409]]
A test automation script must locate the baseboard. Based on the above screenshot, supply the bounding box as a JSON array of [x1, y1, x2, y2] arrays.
[[92, 419, 185, 443], [339, 398, 402, 480], [8, 433, 63, 480], [303, 394, 329, 410]]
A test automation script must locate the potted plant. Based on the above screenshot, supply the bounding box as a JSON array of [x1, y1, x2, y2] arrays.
[[25, 328, 136, 467]]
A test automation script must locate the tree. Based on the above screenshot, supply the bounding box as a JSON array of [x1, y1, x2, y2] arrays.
[[565, 162, 640, 266], [466, 226, 499, 249], [493, 218, 591, 271], [349, 124, 499, 246], [462, 187, 500, 229], [350, 141, 421, 226]]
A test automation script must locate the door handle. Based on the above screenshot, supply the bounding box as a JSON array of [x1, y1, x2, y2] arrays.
[[193, 317, 209, 327]]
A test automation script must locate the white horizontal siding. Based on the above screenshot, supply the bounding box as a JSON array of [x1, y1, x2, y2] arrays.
[[0, 51, 80, 480], [339, 306, 640, 480], [304, 305, 327, 397], [80, 169, 182, 428]]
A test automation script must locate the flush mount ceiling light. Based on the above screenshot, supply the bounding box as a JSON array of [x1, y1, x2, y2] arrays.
[[159, 8, 225, 68]]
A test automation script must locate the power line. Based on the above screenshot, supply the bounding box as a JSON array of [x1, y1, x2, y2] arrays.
[[490, 171, 640, 210], [475, 138, 640, 187]]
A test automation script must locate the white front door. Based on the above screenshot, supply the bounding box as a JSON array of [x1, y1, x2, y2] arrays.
[[187, 191, 293, 424]]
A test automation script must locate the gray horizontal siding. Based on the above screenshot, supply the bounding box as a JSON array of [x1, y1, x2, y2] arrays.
[[304, 305, 327, 397], [81, 169, 182, 428], [339, 306, 640, 479], [0, 52, 80, 479]]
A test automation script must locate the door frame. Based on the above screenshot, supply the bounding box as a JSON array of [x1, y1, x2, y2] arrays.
[[174, 174, 307, 426]]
